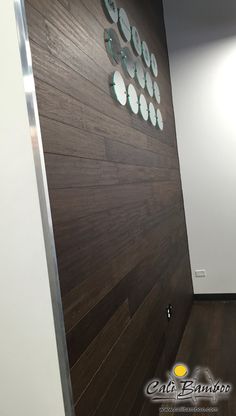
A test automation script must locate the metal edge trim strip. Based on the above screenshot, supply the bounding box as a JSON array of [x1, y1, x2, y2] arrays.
[[13, 1, 75, 414]]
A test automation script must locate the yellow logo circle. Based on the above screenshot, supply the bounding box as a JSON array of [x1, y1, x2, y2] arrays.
[[173, 364, 188, 378]]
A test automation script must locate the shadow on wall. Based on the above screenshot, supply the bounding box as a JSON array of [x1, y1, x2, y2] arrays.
[[164, 0, 236, 51]]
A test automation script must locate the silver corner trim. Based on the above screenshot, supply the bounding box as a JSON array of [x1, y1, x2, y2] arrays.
[[13, 1, 75, 415]]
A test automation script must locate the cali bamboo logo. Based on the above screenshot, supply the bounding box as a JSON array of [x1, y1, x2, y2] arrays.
[[144, 364, 232, 405]]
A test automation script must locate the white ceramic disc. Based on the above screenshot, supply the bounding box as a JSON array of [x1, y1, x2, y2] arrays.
[[153, 81, 161, 104], [127, 84, 139, 114], [111, 71, 127, 106], [149, 102, 156, 126], [145, 72, 154, 97], [131, 26, 142, 56], [103, 0, 118, 23], [139, 94, 148, 121], [135, 61, 145, 89], [118, 8, 131, 42], [156, 108, 164, 130], [150, 53, 158, 77], [142, 41, 151, 68]]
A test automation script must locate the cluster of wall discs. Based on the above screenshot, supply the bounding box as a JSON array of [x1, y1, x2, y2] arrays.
[[103, 0, 163, 131]]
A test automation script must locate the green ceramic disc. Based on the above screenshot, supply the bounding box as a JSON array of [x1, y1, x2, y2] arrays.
[[118, 8, 131, 42], [142, 41, 151, 68], [156, 108, 164, 130], [131, 26, 142, 56], [103, 0, 118, 23], [139, 94, 148, 121]]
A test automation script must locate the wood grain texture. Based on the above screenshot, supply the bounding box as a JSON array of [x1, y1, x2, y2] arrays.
[[25, 0, 193, 414], [168, 301, 236, 416]]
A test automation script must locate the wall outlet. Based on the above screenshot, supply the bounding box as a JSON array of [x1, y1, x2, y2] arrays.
[[195, 269, 207, 278], [166, 304, 173, 321]]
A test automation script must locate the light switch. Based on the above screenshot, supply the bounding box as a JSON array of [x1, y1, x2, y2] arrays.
[[195, 269, 207, 278]]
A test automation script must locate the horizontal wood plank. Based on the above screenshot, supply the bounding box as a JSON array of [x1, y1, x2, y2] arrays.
[[70, 301, 130, 402]]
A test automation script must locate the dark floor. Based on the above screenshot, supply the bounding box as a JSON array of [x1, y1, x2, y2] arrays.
[[171, 301, 236, 416]]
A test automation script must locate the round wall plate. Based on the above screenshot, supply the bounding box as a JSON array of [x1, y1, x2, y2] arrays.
[[135, 61, 145, 89], [131, 26, 142, 56], [149, 102, 156, 126], [153, 81, 161, 104], [150, 53, 158, 77], [111, 71, 127, 106], [142, 41, 151, 68], [127, 84, 139, 114], [103, 0, 118, 23], [145, 72, 154, 97], [139, 94, 148, 121], [104, 28, 121, 65], [118, 8, 131, 42], [121, 47, 135, 78], [156, 108, 164, 130]]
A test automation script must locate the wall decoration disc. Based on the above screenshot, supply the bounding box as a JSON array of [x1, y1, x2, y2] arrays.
[[131, 26, 142, 56], [156, 108, 164, 130], [121, 47, 135, 78], [103, 0, 119, 23], [104, 28, 122, 65], [145, 71, 154, 97], [127, 84, 139, 114], [139, 94, 148, 121], [135, 61, 145, 89], [142, 41, 151, 68], [111, 71, 127, 106], [153, 81, 161, 104], [150, 53, 158, 77], [118, 8, 131, 42], [149, 102, 156, 126]]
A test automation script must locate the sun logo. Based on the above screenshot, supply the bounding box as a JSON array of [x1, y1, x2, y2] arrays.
[[173, 363, 188, 378]]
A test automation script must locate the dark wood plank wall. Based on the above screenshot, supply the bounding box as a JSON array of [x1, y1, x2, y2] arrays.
[[25, 0, 193, 414]]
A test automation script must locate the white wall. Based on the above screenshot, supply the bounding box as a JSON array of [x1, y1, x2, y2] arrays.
[[0, 1, 66, 415], [164, 0, 236, 293]]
